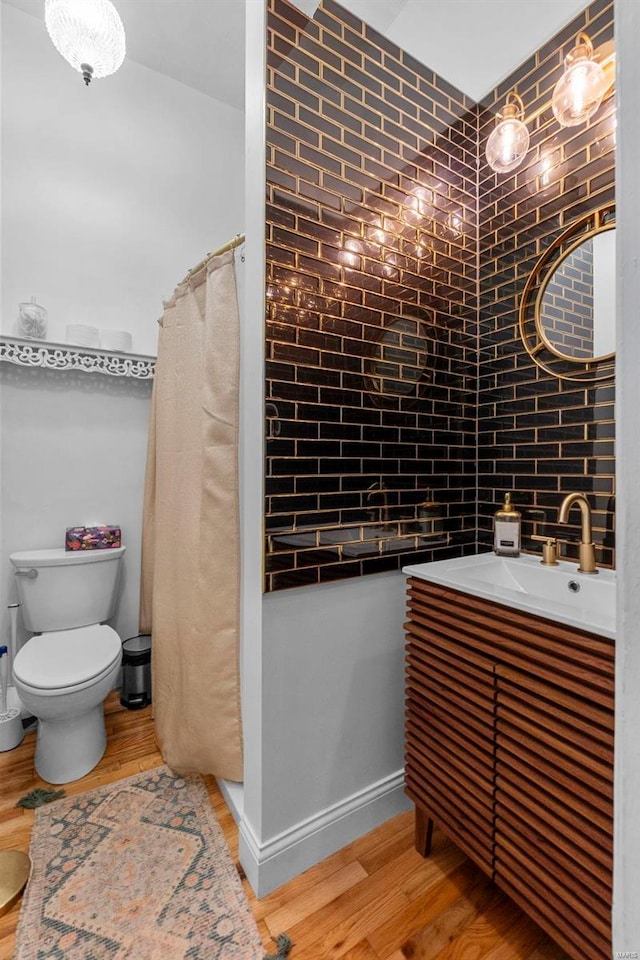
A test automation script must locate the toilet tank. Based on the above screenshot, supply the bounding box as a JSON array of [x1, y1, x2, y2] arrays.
[[10, 546, 126, 632]]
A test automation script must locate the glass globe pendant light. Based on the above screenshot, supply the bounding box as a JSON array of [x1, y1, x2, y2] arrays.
[[552, 32, 607, 127], [485, 92, 530, 174], [45, 0, 126, 86]]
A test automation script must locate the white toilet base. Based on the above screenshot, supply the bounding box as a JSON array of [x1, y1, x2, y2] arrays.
[[15, 659, 121, 786], [34, 703, 107, 784]]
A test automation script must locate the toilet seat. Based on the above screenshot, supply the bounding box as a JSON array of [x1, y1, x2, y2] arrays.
[[13, 624, 121, 692]]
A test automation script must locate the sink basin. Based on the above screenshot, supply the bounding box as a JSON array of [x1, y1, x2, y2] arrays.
[[403, 552, 615, 639]]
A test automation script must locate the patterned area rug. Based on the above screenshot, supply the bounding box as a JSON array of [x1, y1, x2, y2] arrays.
[[14, 766, 263, 959]]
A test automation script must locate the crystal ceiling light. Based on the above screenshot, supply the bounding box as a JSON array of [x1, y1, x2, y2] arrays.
[[45, 0, 126, 86], [552, 32, 607, 127], [485, 92, 530, 175]]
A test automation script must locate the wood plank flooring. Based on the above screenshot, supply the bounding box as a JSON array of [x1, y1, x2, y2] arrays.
[[0, 694, 571, 960]]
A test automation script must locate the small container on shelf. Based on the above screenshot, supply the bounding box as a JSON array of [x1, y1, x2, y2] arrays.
[[17, 297, 48, 340]]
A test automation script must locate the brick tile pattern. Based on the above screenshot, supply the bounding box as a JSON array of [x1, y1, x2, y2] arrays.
[[265, 0, 478, 590], [264, 0, 615, 591], [477, 0, 615, 567]]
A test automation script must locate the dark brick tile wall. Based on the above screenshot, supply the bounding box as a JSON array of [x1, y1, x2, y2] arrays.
[[265, 0, 478, 591], [264, 0, 616, 591], [478, 0, 615, 567]]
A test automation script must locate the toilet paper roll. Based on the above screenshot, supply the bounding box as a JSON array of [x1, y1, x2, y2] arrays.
[[100, 329, 133, 353], [66, 324, 100, 348]]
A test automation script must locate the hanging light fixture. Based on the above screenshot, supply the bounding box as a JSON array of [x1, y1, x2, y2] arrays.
[[486, 30, 615, 178], [552, 32, 607, 127], [45, 0, 126, 86], [485, 92, 530, 174]]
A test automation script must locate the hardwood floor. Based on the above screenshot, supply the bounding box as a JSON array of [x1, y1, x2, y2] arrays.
[[0, 694, 570, 960]]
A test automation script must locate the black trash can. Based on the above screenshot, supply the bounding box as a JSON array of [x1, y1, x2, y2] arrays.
[[120, 634, 152, 710]]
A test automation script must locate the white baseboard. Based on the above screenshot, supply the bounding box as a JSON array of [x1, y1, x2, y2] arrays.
[[217, 777, 244, 825], [238, 769, 411, 898]]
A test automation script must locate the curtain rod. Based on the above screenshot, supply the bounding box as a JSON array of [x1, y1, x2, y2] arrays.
[[158, 233, 247, 325], [182, 233, 246, 284]]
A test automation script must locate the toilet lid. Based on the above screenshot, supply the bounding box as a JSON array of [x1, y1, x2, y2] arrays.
[[13, 624, 122, 690]]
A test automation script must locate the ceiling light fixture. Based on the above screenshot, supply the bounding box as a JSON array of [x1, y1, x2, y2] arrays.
[[486, 30, 614, 176], [45, 0, 126, 86]]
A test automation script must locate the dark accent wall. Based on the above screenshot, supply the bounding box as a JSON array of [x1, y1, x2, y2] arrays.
[[477, 0, 615, 567], [265, 0, 478, 591], [265, 0, 616, 592]]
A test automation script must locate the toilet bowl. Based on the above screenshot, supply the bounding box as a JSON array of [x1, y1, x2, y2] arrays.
[[10, 545, 126, 785], [13, 624, 122, 784]]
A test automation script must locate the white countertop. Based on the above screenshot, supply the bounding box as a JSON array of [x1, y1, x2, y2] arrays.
[[403, 551, 616, 640]]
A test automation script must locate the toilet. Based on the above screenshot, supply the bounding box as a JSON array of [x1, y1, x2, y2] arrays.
[[10, 546, 125, 784]]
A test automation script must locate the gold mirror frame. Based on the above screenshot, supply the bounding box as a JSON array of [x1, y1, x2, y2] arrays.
[[519, 202, 615, 382]]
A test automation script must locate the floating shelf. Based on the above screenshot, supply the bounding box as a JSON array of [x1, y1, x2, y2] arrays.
[[0, 335, 156, 380]]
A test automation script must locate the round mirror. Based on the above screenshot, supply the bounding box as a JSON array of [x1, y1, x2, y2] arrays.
[[519, 203, 615, 382], [538, 228, 615, 362]]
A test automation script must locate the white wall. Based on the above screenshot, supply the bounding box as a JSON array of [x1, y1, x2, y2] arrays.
[[262, 572, 408, 833], [613, 0, 640, 950], [0, 366, 151, 646], [238, 0, 267, 850], [593, 230, 616, 358], [1, 3, 244, 356], [0, 3, 245, 651], [240, 571, 411, 896]]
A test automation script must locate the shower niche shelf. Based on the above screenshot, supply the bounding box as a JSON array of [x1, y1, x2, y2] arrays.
[[0, 335, 156, 380]]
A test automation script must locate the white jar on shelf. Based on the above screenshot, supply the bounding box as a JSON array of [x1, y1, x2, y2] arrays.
[[100, 329, 132, 352], [66, 324, 100, 347], [18, 296, 48, 340]]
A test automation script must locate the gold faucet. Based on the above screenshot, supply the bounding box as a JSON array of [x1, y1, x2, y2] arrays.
[[558, 492, 598, 574]]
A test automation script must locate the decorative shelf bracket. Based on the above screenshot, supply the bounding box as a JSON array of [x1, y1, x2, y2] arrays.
[[0, 336, 155, 380]]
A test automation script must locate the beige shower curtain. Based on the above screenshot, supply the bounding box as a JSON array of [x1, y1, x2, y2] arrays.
[[140, 250, 242, 781]]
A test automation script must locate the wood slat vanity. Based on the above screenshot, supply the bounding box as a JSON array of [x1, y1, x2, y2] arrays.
[[405, 576, 614, 960]]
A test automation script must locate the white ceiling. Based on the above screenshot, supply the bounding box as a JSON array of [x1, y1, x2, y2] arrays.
[[382, 0, 589, 102], [1, 0, 247, 110], [288, 0, 588, 100], [2, 0, 589, 108]]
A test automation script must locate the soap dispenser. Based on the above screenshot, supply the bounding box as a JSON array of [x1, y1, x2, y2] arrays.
[[494, 493, 521, 556]]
